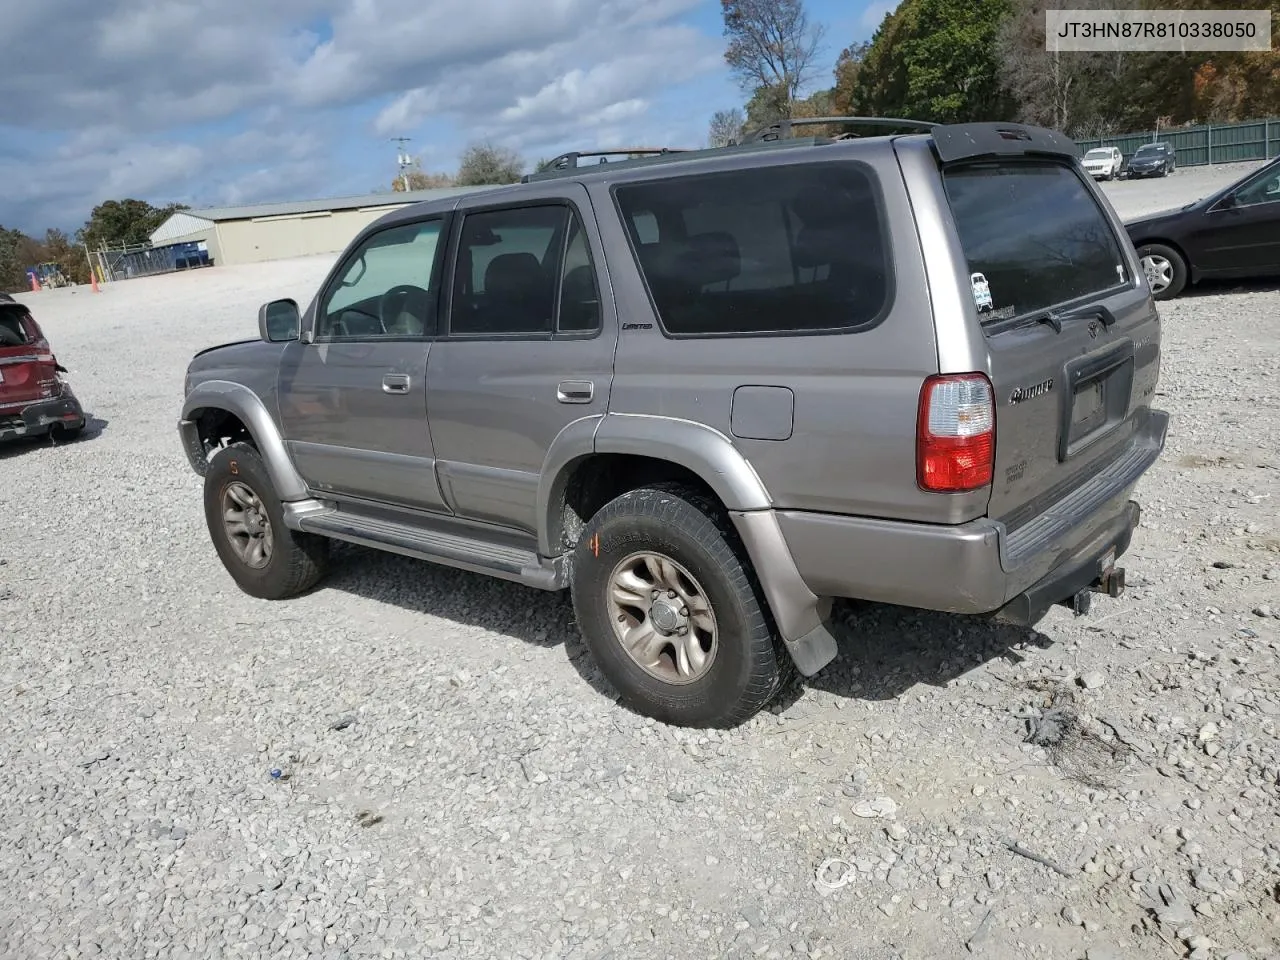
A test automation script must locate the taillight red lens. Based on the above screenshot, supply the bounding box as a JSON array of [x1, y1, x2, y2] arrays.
[[917, 373, 995, 492]]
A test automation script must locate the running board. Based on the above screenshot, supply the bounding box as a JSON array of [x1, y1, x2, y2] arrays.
[[285, 502, 567, 590]]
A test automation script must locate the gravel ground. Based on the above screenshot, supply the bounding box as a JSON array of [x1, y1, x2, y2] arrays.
[[1, 165, 1278, 960], [1098, 159, 1269, 220]]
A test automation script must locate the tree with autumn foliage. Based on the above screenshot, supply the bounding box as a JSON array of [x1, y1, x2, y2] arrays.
[[711, 0, 1279, 149], [721, 0, 827, 119]]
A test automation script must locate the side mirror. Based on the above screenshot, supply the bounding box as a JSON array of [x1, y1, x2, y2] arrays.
[[258, 299, 300, 342]]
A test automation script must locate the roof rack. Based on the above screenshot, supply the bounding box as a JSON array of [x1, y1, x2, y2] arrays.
[[522, 148, 691, 183], [740, 115, 938, 144], [521, 118, 938, 184]]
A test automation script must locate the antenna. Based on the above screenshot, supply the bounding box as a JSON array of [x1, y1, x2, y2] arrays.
[[389, 136, 413, 191]]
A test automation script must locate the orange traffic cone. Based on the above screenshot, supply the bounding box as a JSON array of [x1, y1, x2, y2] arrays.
[[30, 274, 40, 293], [90, 271, 99, 294]]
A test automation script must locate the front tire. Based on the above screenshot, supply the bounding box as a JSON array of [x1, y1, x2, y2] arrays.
[[203, 441, 329, 600], [569, 483, 790, 728]]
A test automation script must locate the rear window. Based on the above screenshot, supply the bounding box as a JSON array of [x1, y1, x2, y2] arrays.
[[0, 309, 30, 348], [614, 162, 891, 336], [942, 161, 1128, 324]]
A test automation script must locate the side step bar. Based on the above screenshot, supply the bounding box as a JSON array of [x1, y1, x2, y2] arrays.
[[284, 502, 567, 591]]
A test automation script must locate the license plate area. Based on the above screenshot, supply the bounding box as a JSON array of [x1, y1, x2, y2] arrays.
[[1058, 339, 1135, 462]]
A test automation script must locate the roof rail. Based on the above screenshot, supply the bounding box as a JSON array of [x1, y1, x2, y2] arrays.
[[740, 116, 938, 144], [522, 148, 691, 183]]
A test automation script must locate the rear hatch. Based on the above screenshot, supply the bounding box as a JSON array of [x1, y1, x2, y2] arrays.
[[938, 155, 1162, 532], [0, 302, 56, 409]]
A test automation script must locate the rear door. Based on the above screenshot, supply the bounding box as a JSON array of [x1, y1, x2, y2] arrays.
[[935, 155, 1162, 527], [424, 183, 617, 536], [0, 302, 55, 409]]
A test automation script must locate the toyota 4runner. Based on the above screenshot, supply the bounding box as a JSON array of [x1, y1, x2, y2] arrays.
[[179, 119, 1169, 728]]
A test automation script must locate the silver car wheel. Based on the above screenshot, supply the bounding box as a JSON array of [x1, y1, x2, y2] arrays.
[[222, 481, 274, 569], [606, 551, 718, 685], [1141, 254, 1173, 294]]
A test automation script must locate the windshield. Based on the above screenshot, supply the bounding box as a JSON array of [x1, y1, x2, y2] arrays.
[[1134, 145, 1162, 157], [1084, 149, 1111, 160]]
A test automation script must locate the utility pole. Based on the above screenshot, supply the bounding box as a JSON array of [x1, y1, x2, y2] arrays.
[[390, 137, 413, 192]]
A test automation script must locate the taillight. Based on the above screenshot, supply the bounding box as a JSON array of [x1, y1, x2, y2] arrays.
[[917, 373, 995, 492]]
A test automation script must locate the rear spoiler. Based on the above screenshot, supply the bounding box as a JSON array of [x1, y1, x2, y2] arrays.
[[929, 122, 1081, 164]]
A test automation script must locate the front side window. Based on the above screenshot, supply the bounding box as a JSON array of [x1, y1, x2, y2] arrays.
[[942, 161, 1129, 324], [318, 219, 444, 340], [0, 308, 31, 347], [614, 162, 891, 336], [1232, 164, 1280, 207]]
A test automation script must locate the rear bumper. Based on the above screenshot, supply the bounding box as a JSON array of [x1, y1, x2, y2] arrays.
[[992, 500, 1139, 626], [0, 389, 86, 441], [775, 408, 1168, 625]]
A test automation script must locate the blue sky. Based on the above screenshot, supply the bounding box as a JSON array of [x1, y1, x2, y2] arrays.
[[0, 0, 896, 236]]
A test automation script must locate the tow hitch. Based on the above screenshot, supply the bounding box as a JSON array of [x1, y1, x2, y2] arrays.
[[1061, 563, 1126, 618]]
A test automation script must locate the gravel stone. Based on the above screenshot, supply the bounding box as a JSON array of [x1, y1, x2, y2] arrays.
[[2, 161, 1278, 959], [1079, 671, 1107, 690]]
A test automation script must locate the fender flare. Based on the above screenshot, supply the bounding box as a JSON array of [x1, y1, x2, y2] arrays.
[[179, 380, 310, 501], [534, 413, 836, 675], [535, 412, 773, 557]]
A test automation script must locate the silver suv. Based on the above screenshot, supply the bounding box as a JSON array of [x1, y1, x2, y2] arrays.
[[179, 118, 1169, 728]]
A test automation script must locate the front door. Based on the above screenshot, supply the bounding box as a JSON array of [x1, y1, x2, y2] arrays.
[[277, 216, 451, 513], [1198, 163, 1280, 275], [425, 186, 616, 536]]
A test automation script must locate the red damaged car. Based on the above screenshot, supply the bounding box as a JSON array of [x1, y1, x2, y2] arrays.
[[0, 292, 87, 443]]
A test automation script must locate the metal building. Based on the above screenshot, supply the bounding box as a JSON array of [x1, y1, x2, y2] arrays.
[[148, 186, 495, 267]]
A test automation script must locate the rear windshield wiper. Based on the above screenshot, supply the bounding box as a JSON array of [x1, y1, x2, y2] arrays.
[[1032, 303, 1118, 334]]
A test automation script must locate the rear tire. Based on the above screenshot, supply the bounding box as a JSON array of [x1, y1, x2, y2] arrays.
[[203, 441, 329, 600], [1137, 242, 1187, 301], [569, 482, 791, 728]]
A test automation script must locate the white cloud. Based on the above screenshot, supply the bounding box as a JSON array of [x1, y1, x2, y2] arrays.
[[860, 0, 898, 34], [0, 0, 725, 231]]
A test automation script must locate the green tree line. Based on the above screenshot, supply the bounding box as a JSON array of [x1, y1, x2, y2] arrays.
[[1, 199, 189, 292], [712, 0, 1280, 145]]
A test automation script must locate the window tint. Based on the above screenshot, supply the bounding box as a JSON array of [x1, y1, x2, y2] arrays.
[[1233, 166, 1280, 207], [318, 220, 443, 339], [450, 204, 569, 336], [557, 214, 602, 333], [942, 162, 1128, 324], [0, 309, 30, 347], [615, 162, 890, 336]]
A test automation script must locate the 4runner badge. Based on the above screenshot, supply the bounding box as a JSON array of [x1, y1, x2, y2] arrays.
[[1009, 377, 1054, 405]]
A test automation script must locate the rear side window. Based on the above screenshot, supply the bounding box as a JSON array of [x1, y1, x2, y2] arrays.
[[614, 162, 891, 336], [942, 162, 1128, 324], [0, 309, 31, 347]]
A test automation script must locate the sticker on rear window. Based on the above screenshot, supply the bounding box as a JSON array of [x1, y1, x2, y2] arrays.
[[970, 272, 993, 312]]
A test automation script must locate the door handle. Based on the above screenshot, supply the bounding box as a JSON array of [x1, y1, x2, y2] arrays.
[[382, 374, 411, 394], [556, 380, 594, 404]]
